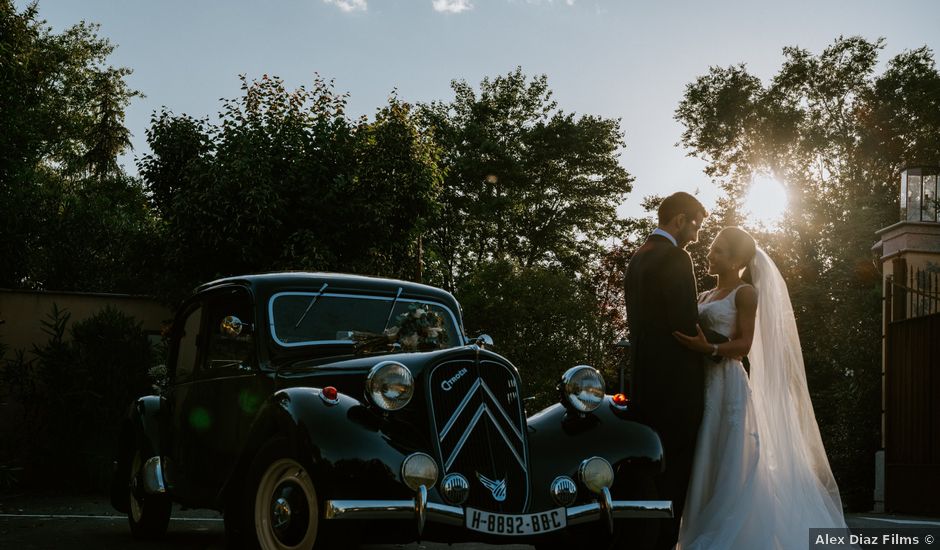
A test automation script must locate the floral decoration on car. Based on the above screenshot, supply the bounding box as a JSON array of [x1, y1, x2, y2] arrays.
[[354, 303, 449, 352]]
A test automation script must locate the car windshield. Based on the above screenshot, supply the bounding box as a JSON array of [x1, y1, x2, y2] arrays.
[[269, 292, 462, 348]]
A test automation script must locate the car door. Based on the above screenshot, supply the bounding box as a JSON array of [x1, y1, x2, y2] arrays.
[[164, 286, 261, 505], [162, 300, 204, 502]]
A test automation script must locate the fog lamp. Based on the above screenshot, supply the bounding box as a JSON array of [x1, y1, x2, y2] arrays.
[[578, 456, 614, 494], [401, 452, 439, 492], [440, 473, 470, 505], [550, 476, 577, 507]]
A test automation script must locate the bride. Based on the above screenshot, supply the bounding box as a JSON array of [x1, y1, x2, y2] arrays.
[[671, 227, 851, 549]]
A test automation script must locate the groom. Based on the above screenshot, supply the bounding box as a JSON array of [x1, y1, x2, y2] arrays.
[[625, 191, 707, 549]]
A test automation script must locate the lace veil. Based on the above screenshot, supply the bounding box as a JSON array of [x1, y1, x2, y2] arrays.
[[747, 248, 849, 534]]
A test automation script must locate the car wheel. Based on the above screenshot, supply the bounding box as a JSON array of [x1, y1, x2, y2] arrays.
[[127, 448, 171, 540], [245, 439, 320, 550]]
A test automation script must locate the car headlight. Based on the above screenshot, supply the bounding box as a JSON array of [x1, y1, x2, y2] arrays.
[[560, 365, 605, 413], [578, 456, 614, 494], [366, 361, 414, 411]]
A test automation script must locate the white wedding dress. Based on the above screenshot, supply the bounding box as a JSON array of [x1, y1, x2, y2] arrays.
[[676, 249, 852, 550]]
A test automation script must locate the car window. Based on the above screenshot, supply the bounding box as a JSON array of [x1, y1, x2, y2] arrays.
[[175, 306, 202, 383], [269, 293, 461, 348], [203, 288, 255, 373]]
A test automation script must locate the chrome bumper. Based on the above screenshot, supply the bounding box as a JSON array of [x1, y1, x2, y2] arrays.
[[324, 486, 672, 536]]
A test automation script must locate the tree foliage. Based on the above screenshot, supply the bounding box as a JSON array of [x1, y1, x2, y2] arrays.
[[415, 69, 634, 401], [418, 68, 633, 290], [141, 75, 442, 302], [0, 0, 148, 292], [674, 36, 940, 509]]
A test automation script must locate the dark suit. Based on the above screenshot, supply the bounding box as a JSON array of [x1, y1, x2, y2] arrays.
[[625, 233, 704, 549]]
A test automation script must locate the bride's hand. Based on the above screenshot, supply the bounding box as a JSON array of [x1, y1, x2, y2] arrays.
[[672, 324, 712, 354]]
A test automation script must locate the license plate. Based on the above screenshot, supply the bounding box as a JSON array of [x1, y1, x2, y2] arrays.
[[465, 507, 566, 536]]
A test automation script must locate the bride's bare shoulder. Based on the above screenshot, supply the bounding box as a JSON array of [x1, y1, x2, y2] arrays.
[[735, 284, 758, 309]]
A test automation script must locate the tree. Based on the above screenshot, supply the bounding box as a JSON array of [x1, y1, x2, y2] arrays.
[[418, 68, 633, 290], [342, 96, 443, 278], [82, 69, 136, 179], [414, 69, 636, 405], [141, 76, 442, 303], [29, 173, 156, 293], [674, 36, 940, 509], [0, 0, 149, 292]]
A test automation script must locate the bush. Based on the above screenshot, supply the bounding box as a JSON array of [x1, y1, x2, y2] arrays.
[[1, 329, 41, 492], [5, 304, 154, 492]]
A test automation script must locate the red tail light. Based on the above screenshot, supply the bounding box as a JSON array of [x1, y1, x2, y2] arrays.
[[321, 386, 339, 404], [612, 393, 629, 408]]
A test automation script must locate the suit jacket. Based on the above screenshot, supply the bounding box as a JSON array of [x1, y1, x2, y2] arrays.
[[624, 234, 705, 442]]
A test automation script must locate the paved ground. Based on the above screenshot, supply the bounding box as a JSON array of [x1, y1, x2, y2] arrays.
[[0, 492, 531, 550], [1, 493, 938, 549]]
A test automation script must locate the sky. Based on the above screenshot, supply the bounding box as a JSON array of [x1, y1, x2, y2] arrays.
[[20, 0, 940, 219]]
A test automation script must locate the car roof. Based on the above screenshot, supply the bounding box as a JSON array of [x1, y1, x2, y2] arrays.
[[195, 272, 460, 310]]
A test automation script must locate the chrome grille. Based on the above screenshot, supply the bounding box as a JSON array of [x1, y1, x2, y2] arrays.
[[428, 358, 529, 513]]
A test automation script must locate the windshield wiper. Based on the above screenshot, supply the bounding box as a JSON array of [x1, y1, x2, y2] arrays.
[[294, 283, 328, 329], [381, 287, 404, 333]]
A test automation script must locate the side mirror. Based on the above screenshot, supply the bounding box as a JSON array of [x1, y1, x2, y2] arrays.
[[220, 316, 248, 338]]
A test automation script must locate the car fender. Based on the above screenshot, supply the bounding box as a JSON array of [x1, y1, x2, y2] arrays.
[[111, 395, 164, 512], [223, 386, 428, 509], [525, 397, 663, 510]]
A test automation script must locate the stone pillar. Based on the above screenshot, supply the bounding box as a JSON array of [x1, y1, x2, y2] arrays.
[[872, 165, 940, 513]]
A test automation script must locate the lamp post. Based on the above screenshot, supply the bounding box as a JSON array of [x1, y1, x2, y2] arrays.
[[899, 166, 940, 223]]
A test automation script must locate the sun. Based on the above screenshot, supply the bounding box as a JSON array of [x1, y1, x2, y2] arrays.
[[743, 174, 789, 228]]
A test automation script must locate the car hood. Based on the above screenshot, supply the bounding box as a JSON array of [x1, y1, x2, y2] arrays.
[[275, 344, 514, 379]]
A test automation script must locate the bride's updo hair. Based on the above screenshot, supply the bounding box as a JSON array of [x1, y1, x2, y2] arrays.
[[718, 226, 757, 280]]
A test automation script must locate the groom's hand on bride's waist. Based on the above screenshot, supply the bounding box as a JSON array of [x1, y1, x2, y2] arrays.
[[671, 325, 729, 363], [672, 324, 715, 355]]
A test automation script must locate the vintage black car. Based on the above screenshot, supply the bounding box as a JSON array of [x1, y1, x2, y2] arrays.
[[111, 272, 670, 549]]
